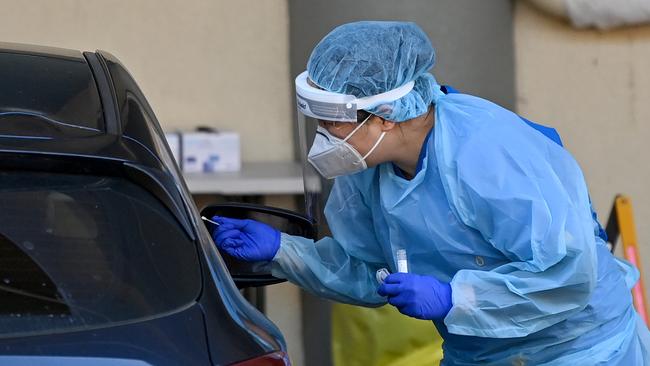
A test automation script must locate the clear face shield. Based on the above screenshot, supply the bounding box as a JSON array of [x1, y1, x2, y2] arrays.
[[294, 71, 415, 232]]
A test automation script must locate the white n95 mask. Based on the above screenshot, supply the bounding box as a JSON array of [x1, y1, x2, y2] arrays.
[[307, 116, 386, 179]]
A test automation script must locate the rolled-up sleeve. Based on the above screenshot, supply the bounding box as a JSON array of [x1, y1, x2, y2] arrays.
[[271, 174, 388, 307]]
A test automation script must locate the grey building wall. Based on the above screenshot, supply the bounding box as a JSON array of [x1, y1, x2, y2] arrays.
[[288, 1, 515, 365], [289, 0, 515, 110]]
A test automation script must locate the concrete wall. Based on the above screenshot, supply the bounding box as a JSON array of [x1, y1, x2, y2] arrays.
[[514, 2, 650, 283], [0, 0, 293, 163]]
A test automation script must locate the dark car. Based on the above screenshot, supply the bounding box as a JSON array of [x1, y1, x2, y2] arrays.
[[0, 42, 312, 365]]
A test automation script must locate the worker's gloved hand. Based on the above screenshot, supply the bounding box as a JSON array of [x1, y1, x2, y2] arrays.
[[377, 273, 452, 320], [211, 216, 280, 262]]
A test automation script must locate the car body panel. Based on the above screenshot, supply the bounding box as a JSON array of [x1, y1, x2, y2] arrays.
[[0, 42, 287, 365], [0, 304, 211, 366]]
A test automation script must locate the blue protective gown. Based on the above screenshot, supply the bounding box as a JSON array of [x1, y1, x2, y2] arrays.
[[271, 89, 650, 365]]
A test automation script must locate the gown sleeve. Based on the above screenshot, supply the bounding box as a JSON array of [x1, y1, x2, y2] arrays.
[[271, 173, 388, 306]]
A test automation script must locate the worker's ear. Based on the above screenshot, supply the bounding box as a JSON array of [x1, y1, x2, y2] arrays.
[[368, 115, 397, 131], [378, 118, 397, 132]]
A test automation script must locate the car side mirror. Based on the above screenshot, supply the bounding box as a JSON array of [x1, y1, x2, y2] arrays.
[[200, 203, 316, 289]]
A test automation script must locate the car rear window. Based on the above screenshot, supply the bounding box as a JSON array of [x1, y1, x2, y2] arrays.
[[0, 171, 201, 337], [0, 52, 104, 134]]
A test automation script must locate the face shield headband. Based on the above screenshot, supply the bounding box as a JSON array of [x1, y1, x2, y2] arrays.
[[294, 71, 415, 122]]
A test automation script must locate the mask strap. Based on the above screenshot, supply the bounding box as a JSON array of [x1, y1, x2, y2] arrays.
[[361, 131, 387, 161], [342, 114, 372, 143]]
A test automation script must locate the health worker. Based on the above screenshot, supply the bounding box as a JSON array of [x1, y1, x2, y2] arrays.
[[211, 21, 650, 365]]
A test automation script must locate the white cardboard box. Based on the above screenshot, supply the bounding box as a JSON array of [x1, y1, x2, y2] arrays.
[[181, 131, 241, 173]]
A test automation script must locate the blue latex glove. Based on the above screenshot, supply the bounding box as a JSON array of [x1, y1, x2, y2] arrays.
[[377, 273, 452, 320], [211, 216, 280, 262]]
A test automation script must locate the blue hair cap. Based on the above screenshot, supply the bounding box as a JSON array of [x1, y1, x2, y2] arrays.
[[307, 21, 441, 122]]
